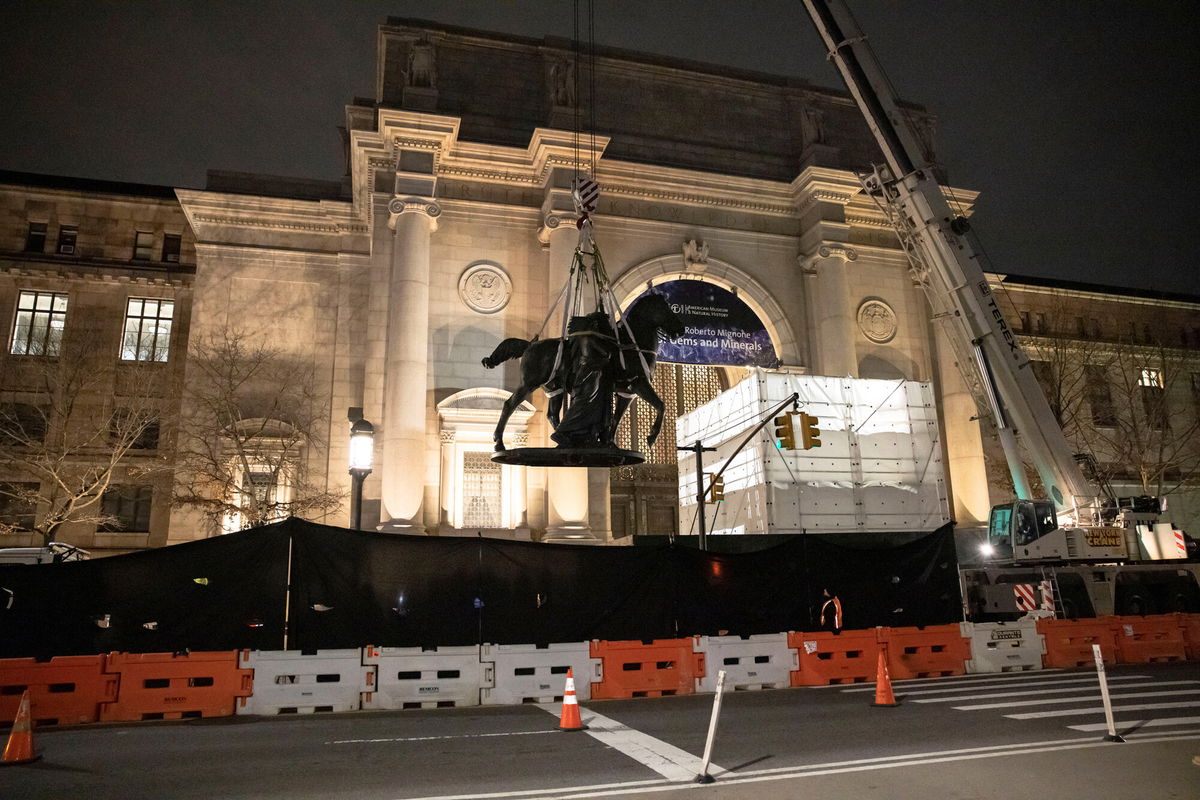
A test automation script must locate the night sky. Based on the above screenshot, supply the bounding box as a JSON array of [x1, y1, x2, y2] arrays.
[[1, 1, 1196, 294]]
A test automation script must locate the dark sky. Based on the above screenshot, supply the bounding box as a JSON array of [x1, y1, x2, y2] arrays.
[[2, 1, 1196, 294]]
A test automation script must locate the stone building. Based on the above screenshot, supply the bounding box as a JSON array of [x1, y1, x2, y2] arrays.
[[1, 19, 1196, 555]]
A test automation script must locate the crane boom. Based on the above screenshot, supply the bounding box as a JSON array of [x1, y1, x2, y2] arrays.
[[801, 0, 1097, 517]]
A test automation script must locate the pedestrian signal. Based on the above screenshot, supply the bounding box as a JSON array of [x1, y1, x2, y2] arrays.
[[799, 412, 821, 449], [774, 413, 797, 450], [707, 473, 725, 503]]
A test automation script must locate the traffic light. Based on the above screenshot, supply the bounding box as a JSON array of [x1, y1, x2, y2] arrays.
[[706, 473, 725, 503], [799, 412, 821, 449], [774, 412, 796, 450]]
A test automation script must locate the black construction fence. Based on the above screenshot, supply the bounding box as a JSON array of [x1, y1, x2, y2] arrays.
[[0, 518, 962, 659]]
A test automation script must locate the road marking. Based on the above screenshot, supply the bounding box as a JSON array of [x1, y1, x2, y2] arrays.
[[537, 703, 722, 782], [953, 688, 1200, 711], [395, 732, 1200, 799], [854, 676, 1142, 695], [1070, 719, 1200, 734], [1068, 717, 1200, 732], [1006, 701, 1200, 719], [835, 671, 1132, 690], [829, 668, 1067, 691], [327, 730, 557, 745], [916, 680, 1199, 704]]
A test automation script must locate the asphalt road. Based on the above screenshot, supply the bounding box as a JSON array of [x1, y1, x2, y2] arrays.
[[3, 663, 1198, 799]]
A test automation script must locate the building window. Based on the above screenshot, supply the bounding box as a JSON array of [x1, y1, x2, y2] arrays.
[[57, 226, 77, 255], [462, 451, 503, 528], [121, 298, 174, 362], [0, 403, 48, 445], [132, 231, 154, 261], [1085, 366, 1116, 428], [0, 483, 39, 531], [162, 234, 181, 263], [1089, 319, 1102, 338], [1018, 311, 1031, 333], [10, 290, 68, 356], [24, 222, 47, 253], [109, 409, 159, 450], [1074, 317, 1086, 337], [1139, 368, 1167, 431], [99, 485, 153, 532], [1035, 313, 1048, 334]]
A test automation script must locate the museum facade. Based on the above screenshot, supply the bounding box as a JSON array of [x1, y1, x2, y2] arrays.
[[1, 19, 1197, 554]]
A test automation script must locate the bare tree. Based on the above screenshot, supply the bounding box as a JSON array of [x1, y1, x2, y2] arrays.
[[0, 340, 168, 545], [173, 328, 341, 532], [1078, 335, 1200, 499], [986, 293, 1200, 508]]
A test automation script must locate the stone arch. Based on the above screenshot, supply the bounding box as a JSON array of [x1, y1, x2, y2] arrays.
[[610, 253, 800, 365]]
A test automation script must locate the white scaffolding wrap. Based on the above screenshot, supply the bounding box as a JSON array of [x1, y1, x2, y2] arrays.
[[677, 371, 951, 534]]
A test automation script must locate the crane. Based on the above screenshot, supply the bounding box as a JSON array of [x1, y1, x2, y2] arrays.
[[798, 0, 1193, 570]]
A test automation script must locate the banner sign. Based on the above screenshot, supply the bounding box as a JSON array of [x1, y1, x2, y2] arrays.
[[632, 280, 779, 368]]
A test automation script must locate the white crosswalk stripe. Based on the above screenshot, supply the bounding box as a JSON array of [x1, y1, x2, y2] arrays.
[[836, 668, 1200, 736], [956, 688, 1200, 711], [1068, 717, 1200, 732], [859, 674, 1149, 697], [1006, 701, 1200, 720], [913, 680, 1198, 704]]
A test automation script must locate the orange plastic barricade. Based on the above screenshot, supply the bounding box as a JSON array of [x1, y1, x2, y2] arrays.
[[0, 656, 117, 727], [589, 639, 703, 699], [1113, 615, 1187, 664], [1036, 618, 1119, 668], [881, 625, 970, 680], [787, 629, 881, 686], [1181, 614, 1200, 662], [100, 651, 251, 722]]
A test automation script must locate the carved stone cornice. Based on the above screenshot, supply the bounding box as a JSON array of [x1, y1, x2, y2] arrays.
[[387, 197, 442, 232]]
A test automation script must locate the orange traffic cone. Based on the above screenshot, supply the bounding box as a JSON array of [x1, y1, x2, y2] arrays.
[[871, 648, 900, 708], [557, 668, 588, 731], [1, 689, 41, 766]]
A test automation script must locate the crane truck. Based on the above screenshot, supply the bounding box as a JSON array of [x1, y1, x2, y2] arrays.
[[800, 0, 1199, 620]]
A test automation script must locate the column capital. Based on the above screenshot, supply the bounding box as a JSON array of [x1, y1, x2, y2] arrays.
[[536, 211, 580, 246], [388, 197, 442, 232], [798, 243, 858, 273]]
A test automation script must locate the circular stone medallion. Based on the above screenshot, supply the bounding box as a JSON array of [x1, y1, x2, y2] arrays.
[[857, 299, 898, 344], [459, 263, 512, 314]]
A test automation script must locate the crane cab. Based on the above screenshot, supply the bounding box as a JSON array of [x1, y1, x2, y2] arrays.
[[987, 500, 1058, 561]]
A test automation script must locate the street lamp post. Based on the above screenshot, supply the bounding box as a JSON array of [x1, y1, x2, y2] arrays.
[[348, 417, 375, 530]]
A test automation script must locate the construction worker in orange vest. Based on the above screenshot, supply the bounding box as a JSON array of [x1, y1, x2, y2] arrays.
[[820, 588, 842, 635]]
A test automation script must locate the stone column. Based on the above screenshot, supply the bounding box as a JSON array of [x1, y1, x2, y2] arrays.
[[379, 196, 440, 532], [801, 244, 859, 378], [933, 329, 990, 527]]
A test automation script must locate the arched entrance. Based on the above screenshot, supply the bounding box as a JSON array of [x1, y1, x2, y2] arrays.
[[611, 363, 745, 537], [608, 258, 795, 538]]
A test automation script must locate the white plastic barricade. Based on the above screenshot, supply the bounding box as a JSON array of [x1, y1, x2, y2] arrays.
[[693, 634, 795, 692], [961, 620, 1046, 673], [362, 645, 492, 710], [238, 649, 373, 715], [479, 642, 601, 705]]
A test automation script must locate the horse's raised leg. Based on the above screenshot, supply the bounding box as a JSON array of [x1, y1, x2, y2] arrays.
[[547, 391, 565, 429], [493, 384, 533, 450], [609, 393, 633, 444], [639, 381, 666, 448]]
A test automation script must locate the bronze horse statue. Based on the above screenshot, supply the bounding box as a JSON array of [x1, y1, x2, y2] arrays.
[[481, 292, 685, 450]]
